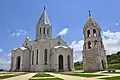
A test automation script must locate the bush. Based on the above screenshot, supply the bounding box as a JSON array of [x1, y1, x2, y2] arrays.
[[108, 63, 120, 69], [74, 64, 83, 70]]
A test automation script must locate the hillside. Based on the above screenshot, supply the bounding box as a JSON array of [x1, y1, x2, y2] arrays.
[[107, 51, 120, 64]]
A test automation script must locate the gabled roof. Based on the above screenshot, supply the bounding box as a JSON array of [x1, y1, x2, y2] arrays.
[[54, 45, 68, 49], [19, 47, 27, 50], [37, 6, 51, 26], [13, 47, 27, 51]]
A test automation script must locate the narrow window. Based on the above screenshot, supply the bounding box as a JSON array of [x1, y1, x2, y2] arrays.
[[11, 57, 13, 69], [101, 41, 103, 48], [32, 51, 34, 65], [84, 43, 86, 49], [43, 28, 45, 34], [40, 28, 41, 34], [47, 28, 49, 35], [94, 40, 97, 47], [93, 29, 97, 37], [88, 41, 92, 49], [87, 30, 91, 37], [44, 49, 47, 64], [36, 49, 38, 64]]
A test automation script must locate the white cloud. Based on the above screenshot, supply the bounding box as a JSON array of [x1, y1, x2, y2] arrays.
[[70, 30, 120, 62], [0, 49, 11, 70], [10, 29, 27, 36], [0, 49, 3, 52], [70, 40, 84, 62], [102, 30, 120, 54], [0, 57, 10, 70], [115, 22, 119, 26], [57, 28, 68, 36], [8, 52, 11, 57]]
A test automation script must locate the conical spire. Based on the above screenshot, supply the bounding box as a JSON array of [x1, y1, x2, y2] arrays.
[[37, 6, 51, 26]]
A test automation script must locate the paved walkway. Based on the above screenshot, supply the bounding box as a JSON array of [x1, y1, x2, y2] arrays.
[[46, 72, 100, 80], [93, 73, 120, 79], [3, 73, 37, 80]]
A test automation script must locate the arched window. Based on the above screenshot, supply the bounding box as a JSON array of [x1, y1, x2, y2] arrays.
[[88, 41, 92, 49], [47, 28, 49, 35], [101, 41, 103, 48], [87, 30, 91, 37], [57, 42, 60, 45], [36, 49, 38, 64], [84, 43, 86, 49], [94, 40, 98, 47], [67, 55, 71, 71], [40, 28, 41, 34], [43, 28, 45, 34], [44, 49, 47, 64], [93, 29, 97, 37], [32, 51, 34, 65]]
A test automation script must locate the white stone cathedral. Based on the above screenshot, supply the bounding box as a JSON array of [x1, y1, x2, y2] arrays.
[[10, 6, 74, 72], [82, 11, 108, 72]]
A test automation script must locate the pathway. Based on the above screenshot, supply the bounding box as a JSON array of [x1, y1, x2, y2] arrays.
[[3, 73, 37, 80], [46, 72, 100, 80], [92, 73, 120, 79]]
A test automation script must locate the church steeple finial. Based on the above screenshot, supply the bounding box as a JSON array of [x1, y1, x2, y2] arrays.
[[89, 10, 91, 17], [44, 5, 46, 10]]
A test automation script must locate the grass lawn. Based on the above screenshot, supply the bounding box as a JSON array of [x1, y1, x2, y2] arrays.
[[29, 78, 64, 80], [59, 72, 104, 77], [100, 76, 120, 80], [0, 72, 13, 74], [0, 72, 28, 79], [103, 72, 120, 74], [30, 73, 63, 80], [33, 73, 54, 77]]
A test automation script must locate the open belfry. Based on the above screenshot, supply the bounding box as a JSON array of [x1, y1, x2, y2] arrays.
[[82, 11, 108, 72]]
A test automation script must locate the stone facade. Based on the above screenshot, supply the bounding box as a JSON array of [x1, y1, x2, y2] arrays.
[[10, 6, 74, 72], [82, 12, 108, 72]]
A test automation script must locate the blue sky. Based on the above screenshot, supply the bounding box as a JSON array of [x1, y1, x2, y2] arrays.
[[0, 0, 120, 69]]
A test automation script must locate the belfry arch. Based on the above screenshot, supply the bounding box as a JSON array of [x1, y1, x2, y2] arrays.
[[88, 41, 92, 49], [93, 29, 97, 37], [87, 30, 90, 37]]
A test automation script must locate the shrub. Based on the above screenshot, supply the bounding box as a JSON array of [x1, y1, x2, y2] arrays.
[[108, 63, 120, 69], [74, 64, 83, 70]]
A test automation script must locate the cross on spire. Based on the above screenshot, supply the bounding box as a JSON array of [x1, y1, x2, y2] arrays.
[[89, 10, 91, 17], [44, 5, 46, 10]]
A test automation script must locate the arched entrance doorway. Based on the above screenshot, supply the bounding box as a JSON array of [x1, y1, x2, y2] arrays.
[[16, 56, 21, 70], [58, 55, 63, 71], [67, 55, 71, 71]]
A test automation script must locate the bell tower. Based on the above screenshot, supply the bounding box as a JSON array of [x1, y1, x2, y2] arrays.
[[82, 11, 108, 72], [36, 6, 52, 40]]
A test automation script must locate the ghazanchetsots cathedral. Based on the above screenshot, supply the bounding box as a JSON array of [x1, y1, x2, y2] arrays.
[[10, 6, 74, 72]]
